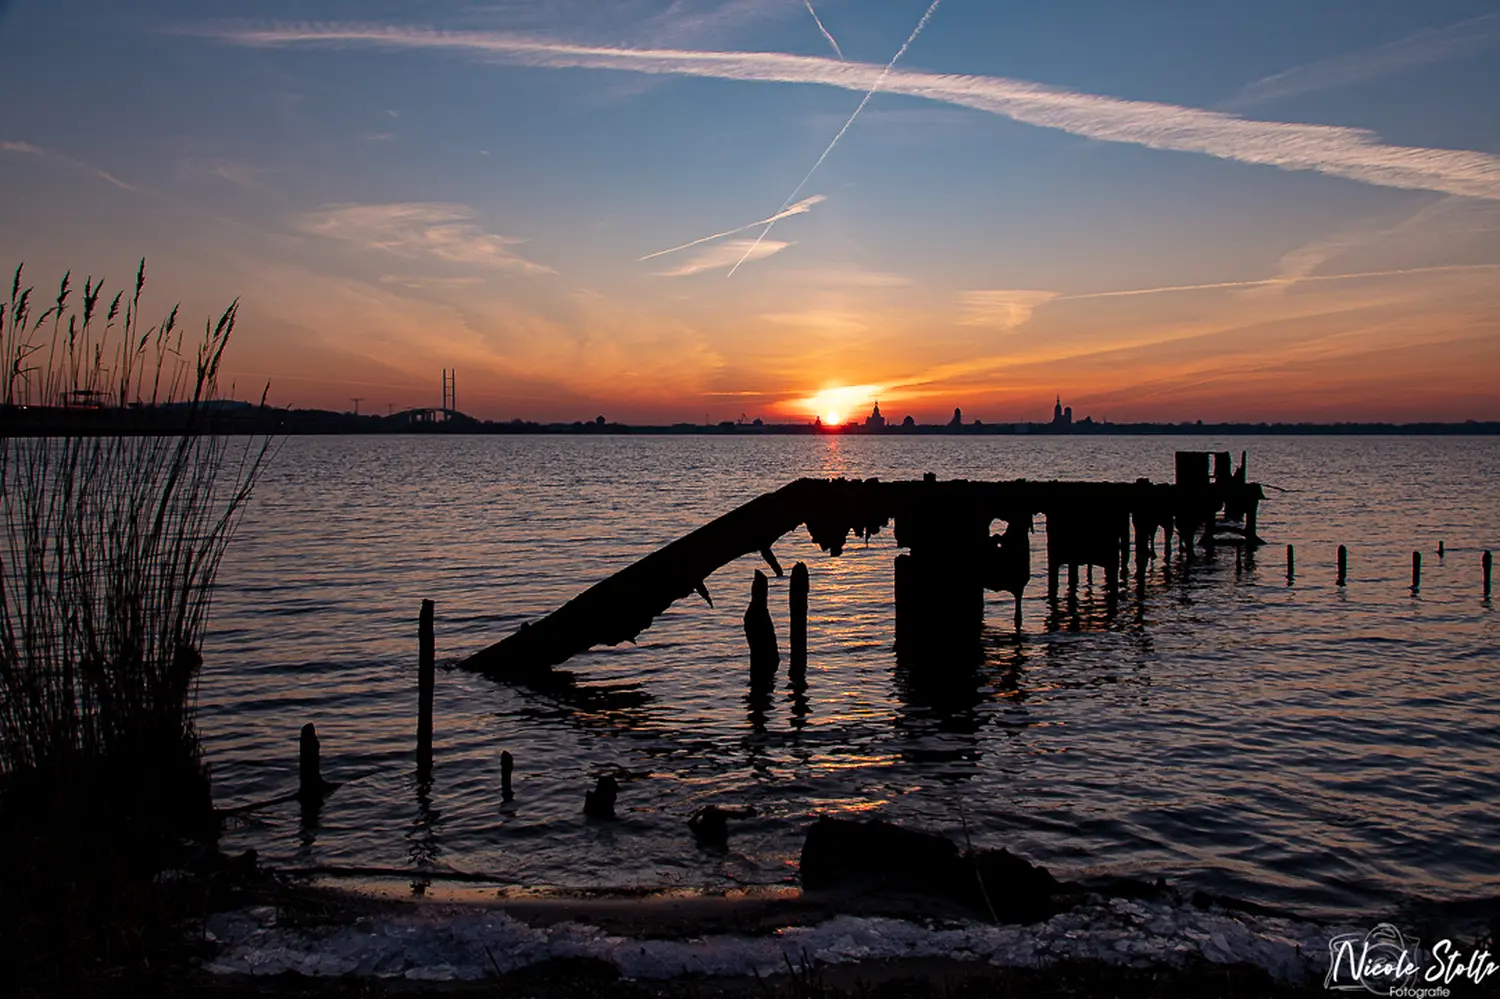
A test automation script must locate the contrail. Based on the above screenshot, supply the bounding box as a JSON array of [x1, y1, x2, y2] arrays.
[[202, 22, 1500, 202], [638, 194, 825, 261], [804, 0, 844, 60], [726, 0, 941, 275]]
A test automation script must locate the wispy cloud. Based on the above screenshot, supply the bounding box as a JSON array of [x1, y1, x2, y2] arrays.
[[96, 170, 136, 191], [182, 157, 269, 189], [1058, 263, 1500, 302], [639, 193, 824, 261], [299, 202, 554, 275], [959, 290, 1059, 330], [200, 23, 1500, 201], [654, 237, 789, 275], [1229, 11, 1500, 108], [782, 264, 911, 287], [3, 139, 143, 193]]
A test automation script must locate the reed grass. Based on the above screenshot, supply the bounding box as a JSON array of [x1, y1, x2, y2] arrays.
[[0, 260, 272, 777], [0, 261, 274, 974]]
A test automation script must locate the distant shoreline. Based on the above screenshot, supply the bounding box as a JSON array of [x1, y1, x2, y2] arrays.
[[4, 404, 1498, 436]]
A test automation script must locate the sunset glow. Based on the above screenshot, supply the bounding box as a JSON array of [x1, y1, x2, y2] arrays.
[[0, 2, 1496, 423], [794, 386, 885, 426]]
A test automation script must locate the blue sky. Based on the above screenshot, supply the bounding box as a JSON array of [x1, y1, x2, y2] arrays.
[[2, 0, 1497, 422]]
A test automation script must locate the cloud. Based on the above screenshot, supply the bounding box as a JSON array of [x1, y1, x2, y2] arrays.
[[1229, 12, 1500, 108], [760, 308, 868, 334], [1057, 263, 1500, 302], [199, 23, 1500, 201], [96, 170, 136, 191], [959, 290, 1059, 330], [0, 140, 42, 155], [782, 265, 911, 287], [182, 157, 269, 189], [639, 193, 824, 261], [298, 202, 554, 275], [654, 237, 789, 276]]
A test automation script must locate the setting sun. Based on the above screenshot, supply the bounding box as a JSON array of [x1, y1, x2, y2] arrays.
[[788, 385, 886, 425]]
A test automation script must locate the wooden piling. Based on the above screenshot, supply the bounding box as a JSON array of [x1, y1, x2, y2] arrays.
[[1285, 544, 1294, 583], [1438, 540, 1445, 558], [299, 723, 324, 801], [501, 750, 514, 802], [789, 561, 809, 673], [418, 599, 435, 773], [744, 569, 779, 677], [1337, 545, 1347, 586], [1483, 550, 1491, 598], [1411, 551, 1421, 592]]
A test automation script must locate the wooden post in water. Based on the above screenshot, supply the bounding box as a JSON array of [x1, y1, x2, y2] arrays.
[[1337, 545, 1347, 586], [744, 569, 779, 679], [789, 561, 809, 675], [1411, 551, 1421, 592], [1483, 550, 1492, 598], [1438, 540, 1445, 558], [501, 750, 514, 802], [418, 599, 435, 773], [299, 723, 324, 802], [1286, 544, 1294, 584]]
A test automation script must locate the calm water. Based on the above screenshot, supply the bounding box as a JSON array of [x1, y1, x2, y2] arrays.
[[201, 436, 1499, 923]]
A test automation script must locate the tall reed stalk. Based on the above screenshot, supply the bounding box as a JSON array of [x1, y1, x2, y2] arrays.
[[0, 261, 274, 782]]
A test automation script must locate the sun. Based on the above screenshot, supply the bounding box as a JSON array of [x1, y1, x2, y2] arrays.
[[788, 384, 885, 425]]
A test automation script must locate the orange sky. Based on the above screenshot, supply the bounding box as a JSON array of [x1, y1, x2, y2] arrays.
[[2, 2, 1498, 423]]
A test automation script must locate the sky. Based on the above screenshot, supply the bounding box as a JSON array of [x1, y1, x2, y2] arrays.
[[1, 0, 1498, 424]]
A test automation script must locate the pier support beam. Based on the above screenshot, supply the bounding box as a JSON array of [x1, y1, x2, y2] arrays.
[[893, 503, 989, 662]]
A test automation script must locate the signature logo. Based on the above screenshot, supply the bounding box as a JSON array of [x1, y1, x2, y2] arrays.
[[1324, 923, 1498, 996], [1326, 924, 1420, 994]]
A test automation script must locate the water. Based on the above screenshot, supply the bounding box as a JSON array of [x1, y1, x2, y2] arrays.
[[200, 435, 1499, 924]]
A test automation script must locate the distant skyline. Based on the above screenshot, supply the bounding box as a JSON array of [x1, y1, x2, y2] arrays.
[[1, 0, 1498, 424]]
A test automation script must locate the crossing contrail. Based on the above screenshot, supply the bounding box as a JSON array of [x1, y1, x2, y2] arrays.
[[638, 194, 825, 261], [804, 0, 844, 60], [726, 0, 942, 276]]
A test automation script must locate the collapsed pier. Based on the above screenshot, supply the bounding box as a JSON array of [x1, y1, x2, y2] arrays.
[[462, 451, 1264, 678]]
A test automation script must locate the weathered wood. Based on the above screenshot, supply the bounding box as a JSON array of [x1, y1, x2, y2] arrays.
[[1337, 545, 1348, 586], [1412, 551, 1422, 592], [584, 776, 618, 819], [417, 599, 435, 773], [1286, 544, 1295, 583], [744, 569, 780, 679], [789, 561, 809, 674], [299, 723, 325, 802], [460, 472, 1263, 678], [1485, 550, 1493, 598]]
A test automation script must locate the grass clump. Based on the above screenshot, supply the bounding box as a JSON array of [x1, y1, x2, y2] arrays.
[[0, 261, 275, 979]]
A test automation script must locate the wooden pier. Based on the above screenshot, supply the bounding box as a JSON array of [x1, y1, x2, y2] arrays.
[[461, 451, 1264, 678]]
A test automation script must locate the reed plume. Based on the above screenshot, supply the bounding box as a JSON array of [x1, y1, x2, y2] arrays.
[[0, 259, 274, 785]]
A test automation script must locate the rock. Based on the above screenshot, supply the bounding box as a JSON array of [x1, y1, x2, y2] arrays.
[[798, 817, 1059, 923], [687, 805, 757, 848]]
